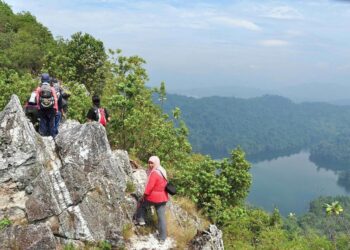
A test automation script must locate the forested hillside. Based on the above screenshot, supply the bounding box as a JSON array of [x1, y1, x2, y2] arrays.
[[1, 1, 350, 248], [162, 94, 350, 163], [0, 2, 55, 73]]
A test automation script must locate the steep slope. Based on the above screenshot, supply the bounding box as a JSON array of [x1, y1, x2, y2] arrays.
[[0, 95, 223, 249]]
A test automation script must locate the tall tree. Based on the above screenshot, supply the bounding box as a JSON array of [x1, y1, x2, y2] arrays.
[[103, 50, 191, 166], [66, 32, 107, 95]]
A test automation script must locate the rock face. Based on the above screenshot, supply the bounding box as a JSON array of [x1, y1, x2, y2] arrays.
[[0, 95, 224, 249], [0, 224, 56, 250], [190, 225, 225, 250], [0, 95, 133, 248]]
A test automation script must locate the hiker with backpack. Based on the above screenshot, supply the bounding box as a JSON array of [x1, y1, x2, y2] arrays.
[[135, 156, 169, 243], [86, 95, 110, 126], [35, 73, 58, 137], [51, 78, 64, 136]]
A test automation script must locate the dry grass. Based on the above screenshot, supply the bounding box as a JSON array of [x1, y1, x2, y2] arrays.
[[165, 197, 211, 249], [125, 181, 136, 193], [173, 197, 210, 230], [166, 209, 197, 249], [122, 223, 134, 241]]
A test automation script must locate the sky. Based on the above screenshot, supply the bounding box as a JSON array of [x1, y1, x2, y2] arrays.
[[5, 0, 350, 93]]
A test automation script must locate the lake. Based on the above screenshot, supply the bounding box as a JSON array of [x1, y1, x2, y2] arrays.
[[247, 151, 350, 216]]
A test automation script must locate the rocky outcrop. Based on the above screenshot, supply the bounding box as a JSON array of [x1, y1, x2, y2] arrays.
[[0, 95, 134, 248], [190, 225, 224, 250], [0, 224, 56, 250], [0, 95, 224, 249]]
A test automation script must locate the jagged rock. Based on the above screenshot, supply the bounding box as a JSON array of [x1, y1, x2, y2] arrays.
[[0, 95, 39, 223], [0, 95, 134, 247], [189, 224, 224, 250], [0, 223, 56, 250], [0, 95, 224, 249]]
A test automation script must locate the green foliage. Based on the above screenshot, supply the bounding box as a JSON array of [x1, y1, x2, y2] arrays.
[[296, 196, 350, 249], [97, 240, 112, 250], [66, 32, 107, 95], [63, 242, 76, 250], [162, 94, 350, 162], [174, 148, 251, 223], [223, 207, 272, 248], [63, 81, 90, 122], [0, 217, 11, 230], [310, 134, 350, 171], [154, 81, 166, 111], [0, 69, 37, 109], [42, 37, 72, 81], [325, 201, 344, 216], [222, 206, 337, 250], [270, 207, 283, 227], [0, 1, 55, 73], [42, 32, 107, 95], [103, 50, 191, 167]]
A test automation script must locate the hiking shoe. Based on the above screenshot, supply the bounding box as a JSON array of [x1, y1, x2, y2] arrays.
[[134, 220, 145, 226]]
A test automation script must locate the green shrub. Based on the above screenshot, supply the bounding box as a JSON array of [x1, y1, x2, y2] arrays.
[[0, 217, 12, 230], [97, 240, 112, 250]]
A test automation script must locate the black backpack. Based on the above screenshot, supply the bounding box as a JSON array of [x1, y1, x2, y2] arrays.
[[40, 84, 54, 109]]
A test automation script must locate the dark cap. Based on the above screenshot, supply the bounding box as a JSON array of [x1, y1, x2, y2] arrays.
[[92, 95, 100, 104], [41, 73, 50, 83]]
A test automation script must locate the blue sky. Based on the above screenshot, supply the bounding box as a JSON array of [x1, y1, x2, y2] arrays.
[[5, 0, 350, 92]]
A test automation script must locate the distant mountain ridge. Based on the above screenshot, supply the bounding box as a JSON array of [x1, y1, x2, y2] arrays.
[[169, 82, 350, 105], [160, 93, 350, 161]]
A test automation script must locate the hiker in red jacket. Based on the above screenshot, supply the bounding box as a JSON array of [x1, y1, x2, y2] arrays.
[[135, 156, 169, 242]]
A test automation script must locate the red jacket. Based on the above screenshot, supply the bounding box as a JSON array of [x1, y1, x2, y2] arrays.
[[144, 170, 169, 203]]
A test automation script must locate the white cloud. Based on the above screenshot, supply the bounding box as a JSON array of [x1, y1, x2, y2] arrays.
[[259, 39, 289, 47], [5, 0, 350, 90], [211, 16, 261, 31], [264, 6, 303, 20]]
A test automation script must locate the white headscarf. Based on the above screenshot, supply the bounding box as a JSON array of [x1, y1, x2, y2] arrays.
[[148, 155, 167, 180]]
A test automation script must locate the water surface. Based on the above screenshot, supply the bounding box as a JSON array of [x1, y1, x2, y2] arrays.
[[247, 151, 349, 215]]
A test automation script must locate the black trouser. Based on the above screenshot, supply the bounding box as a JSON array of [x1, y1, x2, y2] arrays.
[[39, 109, 56, 137]]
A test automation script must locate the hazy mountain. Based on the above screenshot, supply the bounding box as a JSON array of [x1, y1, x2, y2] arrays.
[[160, 93, 350, 162], [168, 85, 275, 99], [169, 82, 350, 105], [276, 82, 350, 104]]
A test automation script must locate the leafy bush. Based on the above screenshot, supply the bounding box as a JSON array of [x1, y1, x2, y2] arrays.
[[174, 148, 251, 224], [0, 69, 37, 109]]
